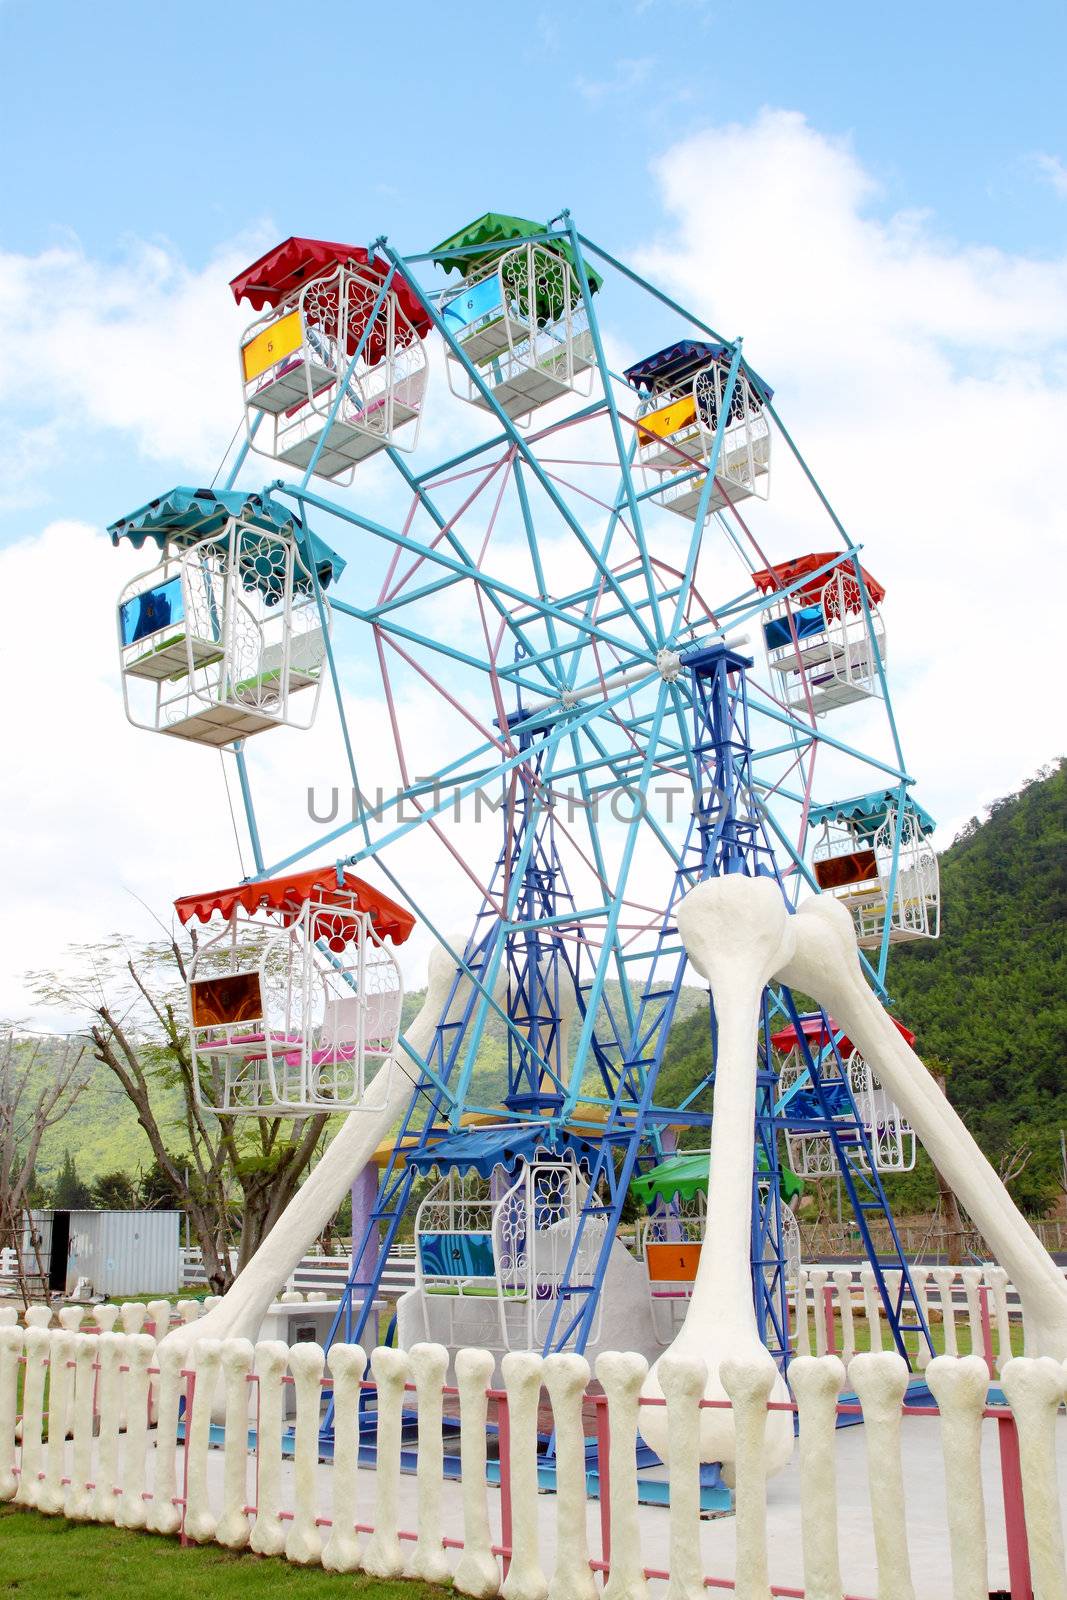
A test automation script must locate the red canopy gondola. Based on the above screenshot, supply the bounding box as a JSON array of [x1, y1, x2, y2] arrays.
[[751, 552, 885, 609], [229, 237, 433, 367], [770, 1013, 915, 1059], [175, 865, 415, 947]]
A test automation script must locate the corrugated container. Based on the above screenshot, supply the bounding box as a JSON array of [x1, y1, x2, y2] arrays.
[[28, 1210, 181, 1297]]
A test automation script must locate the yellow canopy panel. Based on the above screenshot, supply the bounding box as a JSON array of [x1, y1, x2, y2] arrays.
[[242, 309, 304, 383], [637, 394, 697, 445]]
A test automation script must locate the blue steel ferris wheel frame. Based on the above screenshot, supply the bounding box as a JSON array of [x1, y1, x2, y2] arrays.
[[205, 211, 930, 1366]]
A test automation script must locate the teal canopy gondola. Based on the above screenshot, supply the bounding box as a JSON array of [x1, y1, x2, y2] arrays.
[[431, 211, 604, 292], [808, 788, 936, 839], [630, 1149, 804, 1210], [108, 485, 345, 601]]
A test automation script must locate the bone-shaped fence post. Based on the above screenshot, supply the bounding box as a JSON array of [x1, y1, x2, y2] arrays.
[[91, 1332, 124, 1523], [596, 1350, 649, 1600], [94, 1305, 121, 1334], [363, 1346, 411, 1579], [183, 1338, 222, 1543], [641, 878, 796, 1476], [925, 1355, 990, 1600], [999, 1357, 1067, 1600], [285, 1341, 326, 1565], [932, 1268, 959, 1357], [658, 1352, 707, 1600], [849, 1352, 915, 1600], [407, 1342, 451, 1584], [789, 1354, 846, 1600], [859, 1265, 884, 1353], [960, 1267, 984, 1356], [115, 1334, 155, 1530], [984, 1265, 1013, 1371], [147, 1339, 184, 1535], [776, 895, 1067, 1357], [909, 1269, 932, 1371], [0, 1325, 22, 1502], [808, 1268, 829, 1357], [16, 1324, 49, 1508], [66, 1333, 98, 1521], [249, 1340, 289, 1557], [39, 1330, 76, 1515], [721, 1357, 776, 1600], [501, 1350, 549, 1600], [453, 1347, 500, 1599], [56, 1307, 83, 1439], [119, 1302, 147, 1336], [543, 1353, 596, 1600], [833, 1269, 857, 1364], [321, 1342, 366, 1573], [794, 1267, 812, 1358], [216, 1338, 255, 1550]]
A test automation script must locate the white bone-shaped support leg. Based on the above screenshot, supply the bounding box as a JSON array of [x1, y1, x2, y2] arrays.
[[157, 941, 504, 1367], [363, 1346, 411, 1580], [657, 1352, 707, 1600], [849, 1352, 915, 1600], [216, 1338, 255, 1549], [789, 1354, 846, 1600], [453, 1347, 500, 1600], [39, 1330, 75, 1515], [721, 1357, 776, 1600], [321, 1342, 366, 1573], [285, 1341, 326, 1565], [641, 877, 797, 1475], [596, 1350, 650, 1600], [778, 896, 1067, 1358], [183, 1338, 222, 1543], [407, 1342, 451, 1584], [544, 1353, 596, 1600], [999, 1357, 1067, 1598], [115, 1334, 155, 1530], [501, 1351, 548, 1600], [249, 1340, 289, 1556], [925, 1355, 990, 1600]]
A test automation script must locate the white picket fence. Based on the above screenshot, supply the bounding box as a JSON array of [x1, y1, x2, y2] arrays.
[[2, 1298, 1066, 1596], [178, 1244, 417, 1300]]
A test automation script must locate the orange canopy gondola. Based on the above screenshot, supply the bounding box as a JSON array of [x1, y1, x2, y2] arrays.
[[229, 236, 433, 365], [751, 552, 885, 609], [175, 865, 416, 947], [770, 1013, 915, 1059]]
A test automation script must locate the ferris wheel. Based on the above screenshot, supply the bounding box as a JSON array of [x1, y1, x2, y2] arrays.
[[108, 213, 941, 1373]]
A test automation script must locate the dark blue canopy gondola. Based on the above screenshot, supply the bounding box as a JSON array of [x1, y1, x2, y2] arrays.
[[624, 339, 774, 403]]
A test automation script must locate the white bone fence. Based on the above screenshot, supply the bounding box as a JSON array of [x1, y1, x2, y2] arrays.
[[2, 1302, 1066, 1597]]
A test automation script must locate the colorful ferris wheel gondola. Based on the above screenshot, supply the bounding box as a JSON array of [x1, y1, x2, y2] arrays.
[[432, 212, 601, 421], [111, 485, 343, 745], [231, 236, 433, 481], [175, 865, 413, 1116], [752, 551, 887, 715], [810, 788, 940, 948], [623, 339, 773, 520]]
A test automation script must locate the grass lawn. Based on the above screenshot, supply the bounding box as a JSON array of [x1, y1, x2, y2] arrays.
[[0, 1507, 452, 1598]]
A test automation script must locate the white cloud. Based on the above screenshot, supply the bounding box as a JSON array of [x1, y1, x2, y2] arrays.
[[1033, 151, 1067, 198], [637, 109, 1067, 839], [574, 56, 656, 103]]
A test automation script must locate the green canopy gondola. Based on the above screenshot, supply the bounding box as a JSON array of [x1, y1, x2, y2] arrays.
[[630, 1149, 804, 1210], [431, 211, 603, 292]]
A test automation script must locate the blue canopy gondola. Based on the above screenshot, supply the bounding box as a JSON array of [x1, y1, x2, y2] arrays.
[[809, 789, 936, 839], [108, 485, 345, 601], [624, 339, 774, 404], [407, 1123, 599, 1180]]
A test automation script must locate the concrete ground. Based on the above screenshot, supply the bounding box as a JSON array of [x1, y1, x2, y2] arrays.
[[185, 1411, 1067, 1596]]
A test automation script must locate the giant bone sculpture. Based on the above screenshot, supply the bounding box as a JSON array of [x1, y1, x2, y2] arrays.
[[640, 878, 1067, 1476]]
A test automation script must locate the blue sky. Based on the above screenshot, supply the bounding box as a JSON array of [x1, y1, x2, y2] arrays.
[[2, 0, 1065, 272], [0, 0, 1064, 1014]]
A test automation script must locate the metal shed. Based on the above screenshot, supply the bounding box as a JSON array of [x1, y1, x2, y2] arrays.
[[28, 1209, 181, 1298]]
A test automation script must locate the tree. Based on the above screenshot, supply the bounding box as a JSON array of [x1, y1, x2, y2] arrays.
[[0, 1032, 91, 1271], [51, 1147, 93, 1209], [91, 1169, 138, 1209], [30, 933, 331, 1294]]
